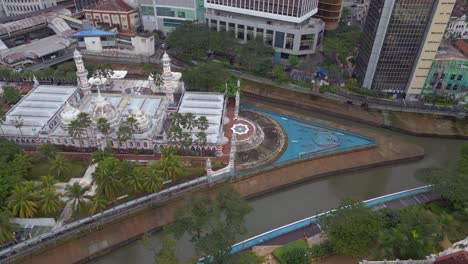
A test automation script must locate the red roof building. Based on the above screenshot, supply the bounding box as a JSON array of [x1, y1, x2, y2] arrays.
[[83, 0, 140, 34], [454, 39, 468, 56]]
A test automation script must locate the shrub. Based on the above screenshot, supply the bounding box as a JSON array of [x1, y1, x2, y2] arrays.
[[272, 239, 310, 264], [319, 85, 337, 94], [310, 240, 334, 258]]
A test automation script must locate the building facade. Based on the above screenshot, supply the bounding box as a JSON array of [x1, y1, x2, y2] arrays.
[[315, 0, 343, 30], [83, 0, 140, 34], [0, 0, 56, 17], [204, 0, 324, 56], [354, 0, 455, 100], [446, 14, 468, 40], [422, 59, 468, 99], [140, 0, 205, 33]]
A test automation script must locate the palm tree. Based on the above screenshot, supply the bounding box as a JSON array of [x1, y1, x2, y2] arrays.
[[37, 188, 62, 216], [196, 116, 209, 131], [92, 157, 122, 200], [7, 185, 38, 218], [40, 175, 57, 189], [69, 119, 85, 151], [89, 194, 109, 214], [12, 116, 24, 137], [117, 124, 132, 149], [159, 150, 184, 181], [64, 182, 91, 212], [97, 118, 111, 142], [144, 162, 164, 192], [126, 116, 139, 145], [0, 107, 6, 136], [10, 153, 32, 178], [91, 147, 113, 163], [126, 166, 146, 193], [195, 131, 207, 156], [0, 212, 17, 244], [49, 154, 72, 181], [184, 113, 196, 132], [76, 112, 92, 141]]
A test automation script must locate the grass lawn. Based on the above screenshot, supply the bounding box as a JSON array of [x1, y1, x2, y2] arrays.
[[272, 239, 309, 264], [28, 158, 89, 182]]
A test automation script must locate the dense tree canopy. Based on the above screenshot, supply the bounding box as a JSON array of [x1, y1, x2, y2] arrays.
[[319, 199, 382, 257], [169, 185, 252, 263]]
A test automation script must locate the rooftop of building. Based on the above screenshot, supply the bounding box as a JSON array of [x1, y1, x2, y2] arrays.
[[0, 35, 76, 64], [0, 85, 78, 137], [178, 92, 226, 144], [0, 8, 71, 37], [73, 27, 116, 37], [84, 0, 135, 12]]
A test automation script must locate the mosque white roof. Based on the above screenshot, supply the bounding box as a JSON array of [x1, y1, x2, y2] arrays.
[[178, 92, 226, 144], [0, 85, 79, 137]]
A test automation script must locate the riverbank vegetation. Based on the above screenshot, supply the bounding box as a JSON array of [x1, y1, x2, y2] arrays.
[[143, 185, 253, 264], [262, 143, 468, 263]]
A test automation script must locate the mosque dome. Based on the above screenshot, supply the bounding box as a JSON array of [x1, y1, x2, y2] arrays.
[[60, 102, 81, 125], [128, 109, 151, 131], [91, 93, 118, 123]]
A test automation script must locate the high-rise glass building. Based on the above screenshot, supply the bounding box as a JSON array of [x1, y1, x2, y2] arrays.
[[354, 0, 455, 99]]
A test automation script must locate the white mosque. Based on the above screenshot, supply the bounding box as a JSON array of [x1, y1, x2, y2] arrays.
[[0, 50, 231, 156]]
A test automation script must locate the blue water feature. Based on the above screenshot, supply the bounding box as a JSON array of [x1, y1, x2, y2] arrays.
[[241, 105, 376, 165]]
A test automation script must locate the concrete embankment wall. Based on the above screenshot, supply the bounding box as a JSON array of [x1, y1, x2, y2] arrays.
[[16, 107, 425, 264], [241, 81, 468, 139]]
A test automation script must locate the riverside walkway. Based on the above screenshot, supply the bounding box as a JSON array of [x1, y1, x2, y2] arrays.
[[229, 186, 440, 253]]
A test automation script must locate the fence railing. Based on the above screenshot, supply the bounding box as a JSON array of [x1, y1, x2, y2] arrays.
[[235, 72, 468, 117], [228, 185, 432, 254]]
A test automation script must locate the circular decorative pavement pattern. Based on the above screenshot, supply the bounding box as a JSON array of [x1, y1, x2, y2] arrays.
[[231, 123, 249, 135]]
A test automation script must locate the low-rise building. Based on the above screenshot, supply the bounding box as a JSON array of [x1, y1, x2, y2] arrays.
[[446, 14, 468, 40], [140, 0, 205, 33], [0, 0, 56, 17], [83, 0, 140, 34], [204, 0, 325, 57]]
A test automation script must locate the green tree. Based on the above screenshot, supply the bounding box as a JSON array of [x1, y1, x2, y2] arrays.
[[7, 185, 38, 218], [91, 146, 114, 163], [155, 234, 179, 264], [282, 247, 310, 264], [49, 154, 72, 181], [39, 175, 57, 189], [37, 188, 62, 216], [117, 124, 133, 148], [288, 55, 300, 67], [0, 212, 17, 244], [169, 185, 252, 263], [69, 119, 85, 151], [236, 38, 274, 75], [9, 153, 32, 179], [377, 206, 440, 259], [39, 144, 58, 160], [144, 163, 164, 192], [76, 112, 93, 139], [89, 194, 109, 214], [273, 65, 291, 84], [196, 116, 209, 131], [120, 160, 143, 193], [93, 157, 122, 199], [319, 199, 382, 257], [97, 117, 111, 135], [159, 147, 184, 181], [236, 251, 264, 264], [416, 167, 468, 210], [64, 182, 91, 212], [183, 62, 232, 92], [0, 139, 21, 163], [3, 86, 22, 105]]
